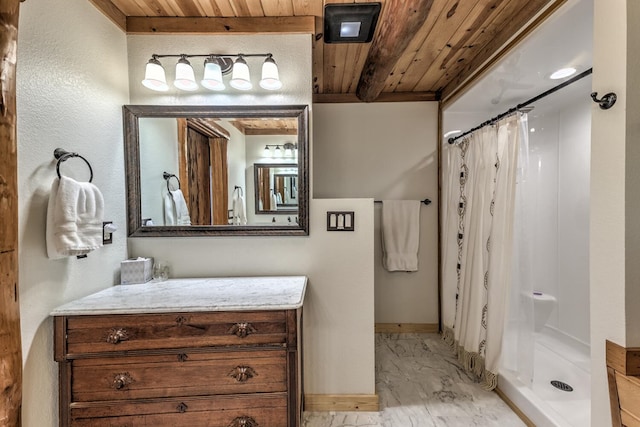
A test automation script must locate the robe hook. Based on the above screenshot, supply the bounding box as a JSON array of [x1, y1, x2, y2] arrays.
[[590, 91, 617, 110]]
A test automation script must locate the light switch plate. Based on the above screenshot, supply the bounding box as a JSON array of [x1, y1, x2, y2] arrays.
[[326, 211, 355, 231]]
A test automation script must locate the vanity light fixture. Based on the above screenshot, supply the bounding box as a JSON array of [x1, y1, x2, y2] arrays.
[[141, 53, 282, 92], [263, 143, 298, 158], [141, 56, 169, 91], [174, 56, 198, 91], [201, 56, 226, 91], [259, 55, 283, 90], [230, 56, 253, 91]]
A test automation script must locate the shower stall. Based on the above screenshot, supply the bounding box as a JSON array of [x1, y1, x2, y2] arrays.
[[498, 73, 592, 427], [442, 70, 592, 426]]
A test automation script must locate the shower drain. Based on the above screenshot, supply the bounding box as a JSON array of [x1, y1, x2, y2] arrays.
[[550, 380, 573, 392]]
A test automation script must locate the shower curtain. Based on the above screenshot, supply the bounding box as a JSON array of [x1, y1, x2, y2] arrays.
[[441, 113, 526, 389]]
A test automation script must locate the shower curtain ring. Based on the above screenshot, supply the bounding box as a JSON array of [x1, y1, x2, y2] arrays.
[[590, 91, 617, 110]]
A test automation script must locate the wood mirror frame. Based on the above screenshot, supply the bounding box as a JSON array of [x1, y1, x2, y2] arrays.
[[123, 104, 309, 237]]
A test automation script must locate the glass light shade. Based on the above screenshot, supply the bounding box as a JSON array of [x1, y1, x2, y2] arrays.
[[230, 57, 252, 90], [284, 147, 293, 157], [259, 57, 282, 90], [274, 146, 282, 157], [174, 58, 198, 91], [263, 145, 271, 157], [141, 58, 169, 92], [201, 58, 225, 91]]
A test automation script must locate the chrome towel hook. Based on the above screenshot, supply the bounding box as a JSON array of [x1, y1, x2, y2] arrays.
[[591, 91, 617, 110]]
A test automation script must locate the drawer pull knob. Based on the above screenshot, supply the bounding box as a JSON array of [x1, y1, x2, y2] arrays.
[[112, 372, 134, 390], [228, 322, 257, 338], [175, 315, 188, 325], [177, 353, 188, 362], [176, 402, 188, 413], [106, 328, 129, 344], [228, 416, 259, 427], [228, 366, 257, 382]]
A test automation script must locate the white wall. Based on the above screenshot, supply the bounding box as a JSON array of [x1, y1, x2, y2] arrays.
[[313, 102, 439, 325], [525, 82, 591, 345], [590, 1, 640, 425], [126, 34, 376, 396], [16, 0, 129, 426], [557, 99, 591, 345], [139, 117, 179, 225]]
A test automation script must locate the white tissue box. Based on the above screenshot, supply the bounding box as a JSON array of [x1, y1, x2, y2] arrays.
[[120, 257, 153, 285]]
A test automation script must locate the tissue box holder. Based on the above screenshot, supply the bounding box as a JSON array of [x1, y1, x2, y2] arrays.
[[121, 257, 153, 285]]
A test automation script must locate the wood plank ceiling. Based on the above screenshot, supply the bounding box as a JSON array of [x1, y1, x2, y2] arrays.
[[89, 0, 564, 103]]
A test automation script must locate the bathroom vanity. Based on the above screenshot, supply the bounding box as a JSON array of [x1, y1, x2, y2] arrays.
[[52, 276, 306, 427]]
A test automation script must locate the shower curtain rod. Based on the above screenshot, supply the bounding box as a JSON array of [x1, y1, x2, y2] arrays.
[[448, 68, 593, 144]]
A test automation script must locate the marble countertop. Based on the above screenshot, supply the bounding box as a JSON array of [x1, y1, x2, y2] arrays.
[[51, 276, 307, 316]]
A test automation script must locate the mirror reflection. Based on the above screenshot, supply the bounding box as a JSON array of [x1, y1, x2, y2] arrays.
[[124, 105, 309, 237], [254, 163, 298, 214]]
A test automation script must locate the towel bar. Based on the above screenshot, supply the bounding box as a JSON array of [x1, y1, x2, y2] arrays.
[[374, 199, 431, 205], [53, 148, 94, 183]]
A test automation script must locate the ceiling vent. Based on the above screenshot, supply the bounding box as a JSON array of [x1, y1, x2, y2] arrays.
[[323, 3, 381, 44]]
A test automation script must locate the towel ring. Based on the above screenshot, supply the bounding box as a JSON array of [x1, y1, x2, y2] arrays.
[[53, 148, 94, 183], [163, 172, 180, 191]]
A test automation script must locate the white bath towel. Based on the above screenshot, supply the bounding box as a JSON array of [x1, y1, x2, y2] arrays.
[[381, 200, 421, 272], [232, 194, 247, 225], [164, 189, 191, 225], [270, 191, 278, 211], [46, 176, 104, 259]]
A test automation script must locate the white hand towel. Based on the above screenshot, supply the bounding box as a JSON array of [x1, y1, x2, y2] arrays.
[[270, 191, 278, 211], [163, 189, 191, 225], [381, 200, 421, 272], [163, 192, 177, 225], [46, 176, 104, 259], [232, 194, 247, 225]]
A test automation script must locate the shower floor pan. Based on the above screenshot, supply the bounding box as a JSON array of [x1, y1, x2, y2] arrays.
[[498, 330, 591, 427]]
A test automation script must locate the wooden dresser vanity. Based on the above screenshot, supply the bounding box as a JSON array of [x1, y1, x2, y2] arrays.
[[52, 276, 306, 427]]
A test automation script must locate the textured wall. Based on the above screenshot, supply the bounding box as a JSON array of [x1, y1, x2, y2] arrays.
[[16, 0, 129, 425], [313, 102, 439, 325]]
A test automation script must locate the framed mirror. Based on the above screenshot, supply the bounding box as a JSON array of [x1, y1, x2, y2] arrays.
[[123, 105, 309, 237], [254, 163, 299, 214]]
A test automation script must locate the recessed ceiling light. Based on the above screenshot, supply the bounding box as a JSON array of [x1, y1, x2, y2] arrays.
[[550, 67, 577, 80]]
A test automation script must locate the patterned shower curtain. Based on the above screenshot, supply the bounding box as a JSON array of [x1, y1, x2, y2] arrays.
[[441, 113, 525, 390]]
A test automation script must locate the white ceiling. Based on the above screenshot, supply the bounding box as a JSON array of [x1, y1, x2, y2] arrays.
[[444, 0, 593, 132]]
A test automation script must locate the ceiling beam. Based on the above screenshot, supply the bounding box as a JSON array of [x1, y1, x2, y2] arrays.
[[88, 0, 126, 31], [356, 0, 434, 102], [126, 16, 315, 35], [244, 128, 298, 136], [314, 92, 438, 103]]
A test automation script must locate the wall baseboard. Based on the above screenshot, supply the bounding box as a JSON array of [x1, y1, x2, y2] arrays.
[[304, 394, 379, 412], [375, 323, 439, 333]]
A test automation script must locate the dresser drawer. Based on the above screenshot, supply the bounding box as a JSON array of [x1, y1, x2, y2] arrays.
[[69, 393, 288, 426], [71, 349, 286, 402], [57, 311, 287, 358]]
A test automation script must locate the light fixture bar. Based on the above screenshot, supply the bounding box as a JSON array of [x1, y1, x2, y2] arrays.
[[141, 53, 282, 92]]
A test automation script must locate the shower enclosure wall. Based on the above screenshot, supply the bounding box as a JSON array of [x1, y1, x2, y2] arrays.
[[443, 75, 592, 427]]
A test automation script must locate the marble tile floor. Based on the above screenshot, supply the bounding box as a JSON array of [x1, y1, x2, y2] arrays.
[[303, 333, 525, 427]]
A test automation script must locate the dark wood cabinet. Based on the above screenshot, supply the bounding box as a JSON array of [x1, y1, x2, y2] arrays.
[[54, 308, 302, 426]]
